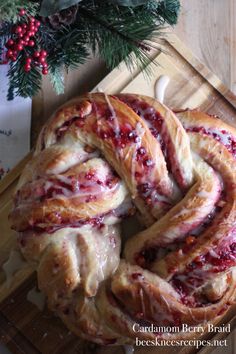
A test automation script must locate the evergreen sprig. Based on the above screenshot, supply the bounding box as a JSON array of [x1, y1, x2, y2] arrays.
[[0, 22, 12, 59], [50, 66, 65, 95], [0, 0, 38, 23], [79, 2, 157, 71], [7, 52, 42, 98], [0, 0, 180, 100]]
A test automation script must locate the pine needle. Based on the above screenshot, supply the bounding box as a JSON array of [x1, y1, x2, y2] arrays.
[[0, 0, 180, 99]]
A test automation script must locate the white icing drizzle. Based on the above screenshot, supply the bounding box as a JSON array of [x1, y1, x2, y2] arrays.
[[27, 287, 46, 311], [97, 86, 104, 93], [123, 345, 134, 354], [2, 250, 28, 288], [104, 93, 120, 137], [43, 175, 118, 199], [155, 75, 170, 103], [206, 128, 231, 146], [131, 122, 145, 186]]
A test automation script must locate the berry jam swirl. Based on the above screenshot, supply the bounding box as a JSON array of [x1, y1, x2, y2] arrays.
[[187, 127, 236, 158]]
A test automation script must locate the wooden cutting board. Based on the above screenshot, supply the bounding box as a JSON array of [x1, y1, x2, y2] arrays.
[[0, 33, 235, 354]]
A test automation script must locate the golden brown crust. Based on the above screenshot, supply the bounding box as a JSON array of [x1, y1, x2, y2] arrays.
[[117, 94, 195, 189], [9, 96, 236, 345]]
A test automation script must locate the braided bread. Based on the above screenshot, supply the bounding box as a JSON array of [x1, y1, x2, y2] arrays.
[[10, 93, 236, 345]]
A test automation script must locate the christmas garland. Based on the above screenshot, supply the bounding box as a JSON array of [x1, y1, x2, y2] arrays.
[[0, 0, 180, 100]]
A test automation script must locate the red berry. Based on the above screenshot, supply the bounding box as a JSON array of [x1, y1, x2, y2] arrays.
[[33, 51, 40, 58], [35, 20, 41, 28], [19, 9, 26, 16], [5, 39, 14, 48], [43, 62, 48, 68], [27, 31, 34, 37], [13, 44, 19, 51], [13, 50, 18, 57], [26, 57, 32, 64], [24, 64, 31, 72], [16, 44, 23, 51], [23, 24, 27, 29], [28, 40, 35, 47], [29, 21, 35, 28], [29, 17, 35, 23], [40, 50, 48, 57], [18, 39, 24, 45], [6, 50, 13, 59], [23, 35, 29, 43], [42, 68, 48, 75], [29, 25, 35, 32], [18, 33, 24, 38], [39, 56, 46, 64], [15, 26, 22, 34], [12, 56, 17, 62]]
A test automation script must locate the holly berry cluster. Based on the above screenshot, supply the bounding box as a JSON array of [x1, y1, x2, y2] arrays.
[[24, 49, 48, 74], [4, 9, 48, 75], [0, 0, 180, 100]]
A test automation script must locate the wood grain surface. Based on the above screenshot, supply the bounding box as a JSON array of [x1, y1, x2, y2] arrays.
[[0, 33, 236, 354], [31, 0, 236, 146], [1, 1, 236, 352], [175, 0, 236, 93]]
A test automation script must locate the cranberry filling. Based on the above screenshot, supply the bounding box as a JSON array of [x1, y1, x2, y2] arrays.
[[43, 177, 80, 198], [96, 124, 140, 149], [135, 246, 170, 268], [91, 102, 157, 177], [217, 303, 230, 316], [56, 116, 85, 138], [131, 272, 144, 280], [117, 95, 193, 189], [19, 200, 133, 234], [137, 182, 171, 209], [23, 214, 106, 234], [117, 95, 166, 153], [137, 182, 153, 197], [134, 207, 223, 269], [203, 242, 236, 272], [135, 247, 156, 268], [171, 241, 236, 303], [171, 277, 211, 307], [53, 99, 161, 208], [187, 127, 236, 158], [16, 170, 118, 207]]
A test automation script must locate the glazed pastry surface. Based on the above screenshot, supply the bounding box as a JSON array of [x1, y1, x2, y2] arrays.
[[10, 93, 236, 345]]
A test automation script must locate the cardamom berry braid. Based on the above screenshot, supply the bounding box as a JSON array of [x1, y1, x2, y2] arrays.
[[10, 93, 236, 345]]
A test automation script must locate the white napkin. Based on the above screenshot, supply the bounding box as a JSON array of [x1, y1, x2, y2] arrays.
[[0, 64, 31, 180]]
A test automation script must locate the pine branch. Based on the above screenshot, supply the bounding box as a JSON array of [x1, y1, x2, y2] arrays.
[[38, 24, 89, 70], [0, 0, 180, 99], [144, 0, 160, 11], [0, 22, 13, 60], [154, 0, 180, 25], [78, 1, 167, 71], [50, 66, 65, 95], [7, 52, 42, 99], [39, 24, 89, 96], [0, 0, 38, 23]]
